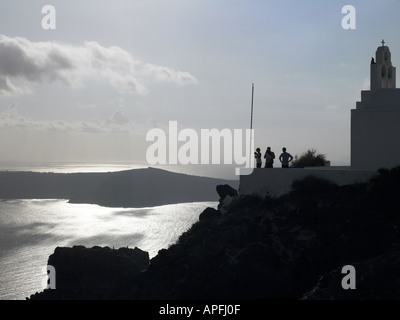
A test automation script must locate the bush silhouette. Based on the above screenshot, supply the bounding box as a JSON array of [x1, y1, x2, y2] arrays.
[[292, 148, 329, 167]]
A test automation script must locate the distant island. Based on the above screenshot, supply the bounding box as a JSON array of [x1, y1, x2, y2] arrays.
[[0, 167, 239, 207]]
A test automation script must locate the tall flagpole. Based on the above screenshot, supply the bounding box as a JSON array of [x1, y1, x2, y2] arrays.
[[249, 83, 254, 166], [250, 83, 254, 132]]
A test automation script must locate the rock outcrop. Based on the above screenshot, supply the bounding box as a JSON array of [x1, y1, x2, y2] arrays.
[[216, 184, 238, 214], [28, 246, 149, 300]]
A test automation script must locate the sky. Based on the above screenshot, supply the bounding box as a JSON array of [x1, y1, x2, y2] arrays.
[[0, 0, 399, 179]]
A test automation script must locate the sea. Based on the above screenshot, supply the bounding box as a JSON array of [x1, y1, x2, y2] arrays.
[[0, 162, 219, 300]]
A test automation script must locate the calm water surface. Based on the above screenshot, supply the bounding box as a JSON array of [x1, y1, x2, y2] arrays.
[[0, 199, 216, 300]]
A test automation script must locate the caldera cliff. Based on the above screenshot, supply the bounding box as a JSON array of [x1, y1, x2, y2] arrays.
[[28, 166, 400, 300]]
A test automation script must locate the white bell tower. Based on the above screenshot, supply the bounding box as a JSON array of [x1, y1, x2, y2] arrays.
[[370, 40, 396, 91], [351, 41, 400, 171]]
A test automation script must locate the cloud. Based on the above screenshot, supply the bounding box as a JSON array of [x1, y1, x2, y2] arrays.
[[70, 102, 96, 109], [0, 77, 24, 95], [142, 63, 198, 85], [0, 105, 141, 135], [107, 110, 131, 125], [0, 34, 198, 95]]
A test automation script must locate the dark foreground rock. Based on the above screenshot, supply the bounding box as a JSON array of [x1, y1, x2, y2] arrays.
[[216, 184, 239, 214], [198, 207, 222, 221], [302, 250, 400, 300], [28, 166, 400, 300], [28, 246, 149, 300]]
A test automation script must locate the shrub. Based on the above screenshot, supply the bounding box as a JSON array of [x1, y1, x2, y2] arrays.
[[291, 148, 329, 167]]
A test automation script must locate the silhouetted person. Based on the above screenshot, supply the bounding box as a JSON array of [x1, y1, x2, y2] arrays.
[[279, 147, 293, 168], [254, 148, 262, 168], [264, 147, 275, 168]]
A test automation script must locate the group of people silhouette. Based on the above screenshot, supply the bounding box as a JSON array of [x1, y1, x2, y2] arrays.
[[254, 147, 293, 169]]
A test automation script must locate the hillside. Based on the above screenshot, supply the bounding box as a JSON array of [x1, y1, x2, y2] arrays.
[[28, 166, 400, 300], [0, 167, 239, 207]]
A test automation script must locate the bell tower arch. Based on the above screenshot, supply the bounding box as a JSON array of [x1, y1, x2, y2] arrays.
[[371, 40, 396, 91]]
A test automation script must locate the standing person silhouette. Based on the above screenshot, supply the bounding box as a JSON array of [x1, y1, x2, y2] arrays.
[[254, 148, 262, 168], [264, 147, 275, 168], [279, 147, 293, 168]]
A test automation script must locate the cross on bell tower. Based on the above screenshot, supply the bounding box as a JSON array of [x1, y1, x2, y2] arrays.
[[371, 40, 396, 91]]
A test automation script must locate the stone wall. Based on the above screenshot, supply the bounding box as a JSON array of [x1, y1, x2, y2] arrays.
[[239, 167, 376, 198]]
